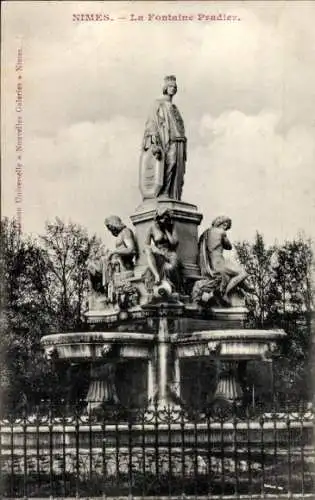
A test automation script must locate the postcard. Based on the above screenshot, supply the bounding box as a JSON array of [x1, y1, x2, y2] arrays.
[[1, 1, 314, 498]]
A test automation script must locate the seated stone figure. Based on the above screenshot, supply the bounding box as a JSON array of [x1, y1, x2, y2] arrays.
[[144, 208, 182, 296], [88, 216, 139, 308], [196, 216, 252, 306], [105, 215, 138, 274]]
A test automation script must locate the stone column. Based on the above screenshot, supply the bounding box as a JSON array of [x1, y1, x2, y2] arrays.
[[149, 313, 181, 409], [173, 357, 181, 399], [157, 316, 170, 407], [147, 359, 155, 403]]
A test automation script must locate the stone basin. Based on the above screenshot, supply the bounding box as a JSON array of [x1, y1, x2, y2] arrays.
[[174, 329, 286, 361], [41, 331, 154, 361], [41, 327, 286, 410], [41, 329, 286, 363]]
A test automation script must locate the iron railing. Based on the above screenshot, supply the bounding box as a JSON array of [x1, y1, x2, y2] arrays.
[[0, 401, 314, 498]]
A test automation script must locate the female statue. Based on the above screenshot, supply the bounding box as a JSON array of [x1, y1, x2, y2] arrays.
[[198, 216, 251, 304], [145, 208, 182, 292], [140, 75, 187, 200]]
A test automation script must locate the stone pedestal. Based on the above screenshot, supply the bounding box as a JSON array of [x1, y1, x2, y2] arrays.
[[86, 363, 119, 411], [214, 361, 243, 402], [130, 197, 203, 279]]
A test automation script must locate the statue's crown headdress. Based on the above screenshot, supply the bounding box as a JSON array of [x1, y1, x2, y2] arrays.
[[164, 75, 177, 84]]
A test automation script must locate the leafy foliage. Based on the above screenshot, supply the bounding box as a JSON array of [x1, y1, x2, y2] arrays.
[[235, 232, 313, 400], [0, 217, 102, 410], [235, 233, 276, 326], [40, 217, 101, 332], [1, 218, 53, 409]]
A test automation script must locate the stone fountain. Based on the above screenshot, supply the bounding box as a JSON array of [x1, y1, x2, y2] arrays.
[[41, 75, 285, 416]]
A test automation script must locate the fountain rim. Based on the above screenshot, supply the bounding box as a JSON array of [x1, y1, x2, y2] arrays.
[[41, 331, 154, 346], [41, 328, 286, 347], [176, 329, 286, 343]]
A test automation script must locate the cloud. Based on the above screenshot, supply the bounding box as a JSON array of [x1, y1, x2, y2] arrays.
[[185, 110, 315, 242], [2, 1, 315, 245], [20, 115, 142, 245]]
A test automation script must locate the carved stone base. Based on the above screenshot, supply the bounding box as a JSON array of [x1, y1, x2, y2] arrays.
[[86, 363, 119, 412], [214, 361, 243, 402], [211, 306, 248, 324], [130, 198, 203, 279]]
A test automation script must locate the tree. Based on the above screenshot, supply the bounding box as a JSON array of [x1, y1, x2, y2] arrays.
[[40, 217, 101, 332], [268, 237, 313, 317], [234, 232, 277, 327], [0, 217, 103, 411], [268, 237, 313, 399], [0, 218, 53, 410], [235, 233, 313, 400]]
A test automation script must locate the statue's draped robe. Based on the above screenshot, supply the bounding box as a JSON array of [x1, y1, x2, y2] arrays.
[[143, 98, 186, 200]]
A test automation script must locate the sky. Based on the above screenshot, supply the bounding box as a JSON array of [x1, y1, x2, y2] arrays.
[[2, 1, 315, 250]]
